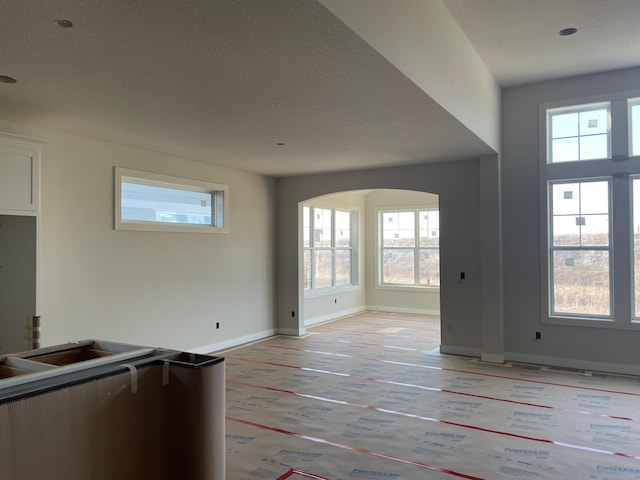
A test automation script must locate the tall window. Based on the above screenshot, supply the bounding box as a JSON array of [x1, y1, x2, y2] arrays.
[[378, 209, 440, 287], [303, 205, 355, 290], [549, 180, 610, 317], [632, 178, 640, 317], [544, 97, 640, 324]]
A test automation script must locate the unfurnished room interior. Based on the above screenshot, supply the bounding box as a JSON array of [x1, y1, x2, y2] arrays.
[[1, 1, 640, 479]]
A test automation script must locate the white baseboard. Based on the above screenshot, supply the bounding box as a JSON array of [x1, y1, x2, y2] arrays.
[[367, 305, 440, 316], [505, 352, 640, 376], [480, 352, 505, 364], [277, 327, 306, 336], [304, 306, 367, 328], [189, 328, 276, 355], [439, 344, 481, 357]]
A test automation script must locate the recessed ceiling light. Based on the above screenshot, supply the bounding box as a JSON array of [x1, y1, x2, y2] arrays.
[[55, 19, 74, 28], [0, 75, 17, 84], [559, 27, 577, 36]]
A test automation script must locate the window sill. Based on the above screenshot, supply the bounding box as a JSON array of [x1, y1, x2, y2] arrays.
[[544, 316, 640, 331], [304, 285, 360, 298], [376, 284, 440, 293]]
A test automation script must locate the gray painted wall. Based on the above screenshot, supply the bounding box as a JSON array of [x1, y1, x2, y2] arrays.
[[303, 191, 367, 326], [0, 215, 36, 353], [277, 159, 487, 352], [502, 66, 640, 372], [364, 189, 440, 314]]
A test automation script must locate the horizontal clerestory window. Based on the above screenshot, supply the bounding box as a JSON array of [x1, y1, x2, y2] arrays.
[[115, 167, 228, 233]]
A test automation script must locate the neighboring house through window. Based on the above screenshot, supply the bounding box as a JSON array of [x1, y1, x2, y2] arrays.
[[303, 205, 356, 290], [115, 167, 228, 233], [378, 209, 440, 288]]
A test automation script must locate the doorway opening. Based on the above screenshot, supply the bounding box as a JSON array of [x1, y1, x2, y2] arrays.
[[300, 189, 440, 336], [0, 214, 36, 354]]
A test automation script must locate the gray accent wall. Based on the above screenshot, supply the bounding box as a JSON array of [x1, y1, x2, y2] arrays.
[[502, 66, 640, 372], [277, 158, 502, 355], [364, 189, 440, 315]]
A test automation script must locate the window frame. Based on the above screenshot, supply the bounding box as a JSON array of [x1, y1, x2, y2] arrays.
[[377, 207, 440, 290], [546, 102, 611, 164], [629, 97, 640, 158], [114, 167, 229, 233], [540, 92, 640, 330], [547, 177, 613, 319], [303, 204, 358, 292]]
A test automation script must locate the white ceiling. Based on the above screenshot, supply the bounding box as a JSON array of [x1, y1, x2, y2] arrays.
[[443, 0, 640, 87], [1, 0, 639, 177]]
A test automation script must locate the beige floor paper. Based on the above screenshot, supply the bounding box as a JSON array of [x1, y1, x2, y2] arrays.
[[223, 312, 640, 479]]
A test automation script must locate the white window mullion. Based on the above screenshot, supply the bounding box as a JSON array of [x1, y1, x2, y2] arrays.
[[331, 210, 336, 287], [310, 207, 315, 290]]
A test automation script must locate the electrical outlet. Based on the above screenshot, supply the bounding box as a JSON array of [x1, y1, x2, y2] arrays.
[[535, 331, 541, 340], [216, 322, 220, 329]]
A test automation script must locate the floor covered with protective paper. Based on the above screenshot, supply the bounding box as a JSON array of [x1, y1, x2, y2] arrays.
[[222, 311, 640, 479]]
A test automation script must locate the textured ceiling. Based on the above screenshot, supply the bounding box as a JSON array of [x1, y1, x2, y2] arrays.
[[0, 0, 493, 176], [0, 1, 639, 176], [443, 0, 640, 87]]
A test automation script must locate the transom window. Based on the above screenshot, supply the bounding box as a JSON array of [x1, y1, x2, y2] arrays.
[[303, 205, 356, 290], [378, 209, 440, 287], [547, 103, 610, 163]]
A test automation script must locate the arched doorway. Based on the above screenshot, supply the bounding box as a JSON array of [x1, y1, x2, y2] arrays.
[[300, 189, 440, 337]]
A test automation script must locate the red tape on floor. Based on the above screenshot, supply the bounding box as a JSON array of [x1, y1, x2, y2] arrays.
[[276, 468, 333, 479], [228, 416, 485, 480], [256, 341, 640, 397], [226, 356, 640, 423], [227, 378, 640, 460]]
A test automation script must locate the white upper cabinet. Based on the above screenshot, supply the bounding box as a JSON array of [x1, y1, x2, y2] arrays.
[[0, 133, 41, 213]]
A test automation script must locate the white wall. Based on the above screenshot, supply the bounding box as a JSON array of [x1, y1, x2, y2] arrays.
[[319, 0, 500, 152], [502, 66, 640, 373], [365, 189, 440, 315], [0, 119, 276, 353]]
